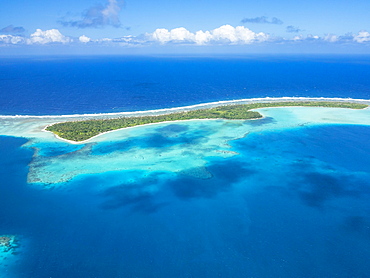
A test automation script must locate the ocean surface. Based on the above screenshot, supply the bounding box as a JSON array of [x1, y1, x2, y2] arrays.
[[1, 55, 370, 115], [0, 56, 370, 278]]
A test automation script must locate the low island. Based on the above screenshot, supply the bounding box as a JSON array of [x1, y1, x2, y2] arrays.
[[46, 101, 368, 142]]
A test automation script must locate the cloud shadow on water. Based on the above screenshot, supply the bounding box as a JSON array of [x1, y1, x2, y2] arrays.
[[31, 142, 86, 157], [168, 160, 255, 200], [99, 173, 167, 213], [99, 159, 255, 212], [156, 124, 189, 135], [92, 140, 134, 155], [288, 170, 370, 208], [244, 116, 276, 127], [142, 125, 212, 149], [342, 216, 370, 239], [92, 126, 209, 155]]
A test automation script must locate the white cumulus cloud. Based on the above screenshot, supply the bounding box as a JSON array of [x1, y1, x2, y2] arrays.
[[27, 29, 71, 44], [324, 34, 339, 43], [1, 26, 370, 48], [152, 27, 195, 44], [150, 25, 269, 45], [292, 35, 303, 41], [353, 31, 370, 43], [194, 30, 212, 45], [79, 35, 91, 43], [0, 34, 25, 44], [151, 28, 171, 43], [170, 27, 195, 42]]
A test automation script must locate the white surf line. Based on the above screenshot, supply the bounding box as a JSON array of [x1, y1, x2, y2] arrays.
[[1, 97, 370, 119]]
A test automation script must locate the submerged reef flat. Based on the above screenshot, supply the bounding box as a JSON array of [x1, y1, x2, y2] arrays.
[[26, 105, 370, 186], [45, 101, 367, 142], [0, 235, 23, 278], [0, 235, 19, 257], [0, 236, 16, 252]]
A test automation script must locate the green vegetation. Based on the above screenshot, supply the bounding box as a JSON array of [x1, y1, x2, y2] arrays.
[[46, 101, 368, 142]]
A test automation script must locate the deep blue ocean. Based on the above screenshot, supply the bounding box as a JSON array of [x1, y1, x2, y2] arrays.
[[1, 55, 370, 115], [0, 56, 370, 277]]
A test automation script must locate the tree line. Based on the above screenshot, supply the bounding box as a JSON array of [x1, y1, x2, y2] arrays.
[[46, 101, 368, 142]]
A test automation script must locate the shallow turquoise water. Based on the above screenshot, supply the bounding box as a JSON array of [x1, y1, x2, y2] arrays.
[[1, 121, 370, 277]]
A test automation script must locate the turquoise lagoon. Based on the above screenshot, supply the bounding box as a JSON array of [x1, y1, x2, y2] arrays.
[[1, 102, 370, 277]]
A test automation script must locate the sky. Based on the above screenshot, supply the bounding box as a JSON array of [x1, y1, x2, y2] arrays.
[[1, 0, 370, 55]]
